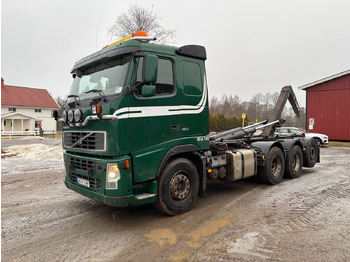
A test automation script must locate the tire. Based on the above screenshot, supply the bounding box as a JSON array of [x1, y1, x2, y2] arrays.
[[284, 145, 303, 178], [258, 147, 285, 185], [155, 158, 199, 215], [304, 138, 318, 168]]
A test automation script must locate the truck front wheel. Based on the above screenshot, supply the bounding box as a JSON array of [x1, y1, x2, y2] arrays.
[[155, 158, 199, 215], [258, 147, 285, 185]]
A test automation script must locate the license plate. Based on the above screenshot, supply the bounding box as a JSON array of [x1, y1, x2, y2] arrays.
[[77, 177, 90, 187]]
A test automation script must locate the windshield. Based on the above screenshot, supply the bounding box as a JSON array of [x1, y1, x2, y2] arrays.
[[68, 55, 131, 102]]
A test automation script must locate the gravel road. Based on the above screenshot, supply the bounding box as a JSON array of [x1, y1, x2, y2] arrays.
[[1, 140, 350, 261]]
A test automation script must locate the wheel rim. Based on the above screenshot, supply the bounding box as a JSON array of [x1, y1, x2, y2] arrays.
[[170, 172, 191, 201], [271, 156, 282, 177], [292, 153, 301, 172], [310, 146, 316, 160]]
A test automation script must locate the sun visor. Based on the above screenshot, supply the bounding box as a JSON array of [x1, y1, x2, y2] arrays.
[[71, 46, 141, 73]]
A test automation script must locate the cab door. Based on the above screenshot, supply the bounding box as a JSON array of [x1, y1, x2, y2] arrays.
[[129, 56, 181, 183], [179, 59, 209, 137]]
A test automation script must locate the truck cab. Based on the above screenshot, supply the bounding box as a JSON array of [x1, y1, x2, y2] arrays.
[[60, 32, 210, 211]]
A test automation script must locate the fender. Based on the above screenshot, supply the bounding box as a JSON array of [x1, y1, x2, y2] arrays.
[[251, 140, 284, 166], [300, 137, 321, 165], [156, 144, 199, 178]]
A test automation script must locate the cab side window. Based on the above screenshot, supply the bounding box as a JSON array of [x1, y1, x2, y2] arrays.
[[181, 61, 202, 96], [156, 59, 174, 94], [136, 57, 174, 96]]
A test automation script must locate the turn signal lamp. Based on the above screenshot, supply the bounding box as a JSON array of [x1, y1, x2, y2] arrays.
[[109, 165, 120, 172], [119, 160, 130, 169], [91, 104, 102, 115]]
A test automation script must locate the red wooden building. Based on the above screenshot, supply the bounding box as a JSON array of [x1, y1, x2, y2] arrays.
[[299, 70, 350, 141]]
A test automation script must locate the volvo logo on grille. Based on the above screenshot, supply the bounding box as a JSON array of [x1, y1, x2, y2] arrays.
[[71, 132, 94, 148], [77, 138, 83, 145]]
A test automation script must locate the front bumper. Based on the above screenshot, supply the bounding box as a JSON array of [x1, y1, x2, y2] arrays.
[[63, 151, 157, 207], [64, 178, 157, 206]]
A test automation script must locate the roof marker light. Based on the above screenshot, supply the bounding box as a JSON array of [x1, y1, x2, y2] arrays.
[[102, 31, 150, 49], [133, 31, 148, 37]]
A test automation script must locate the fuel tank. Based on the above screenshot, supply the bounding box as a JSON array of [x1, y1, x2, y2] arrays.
[[225, 149, 257, 181]]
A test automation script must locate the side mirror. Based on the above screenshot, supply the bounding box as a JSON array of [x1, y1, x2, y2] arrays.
[[144, 55, 158, 83], [51, 110, 59, 121], [141, 85, 156, 97]]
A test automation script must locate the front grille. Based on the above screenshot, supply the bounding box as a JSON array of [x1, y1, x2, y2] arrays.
[[70, 172, 98, 189], [63, 131, 106, 151], [68, 157, 94, 171]]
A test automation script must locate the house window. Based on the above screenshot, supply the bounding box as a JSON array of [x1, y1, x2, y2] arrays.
[[9, 108, 16, 112], [35, 121, 42, 128], [35, 109, 42, 113], [4, 120, 6, 126]]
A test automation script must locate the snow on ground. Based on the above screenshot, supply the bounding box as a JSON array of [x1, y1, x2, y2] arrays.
[[20, 136, 46, 140], [5, 143, 63, 161], [2, 143, 64, 175]]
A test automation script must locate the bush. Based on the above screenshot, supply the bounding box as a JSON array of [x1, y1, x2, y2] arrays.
[[209, 113, 250, 132]]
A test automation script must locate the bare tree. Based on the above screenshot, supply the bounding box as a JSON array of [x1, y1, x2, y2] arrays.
[[108, 4, 176, 44], [55, 95, 67, 109], [210, 96, 220, 114]]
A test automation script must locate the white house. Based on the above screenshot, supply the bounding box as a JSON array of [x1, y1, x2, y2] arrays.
[[1, 78, 60, 136]]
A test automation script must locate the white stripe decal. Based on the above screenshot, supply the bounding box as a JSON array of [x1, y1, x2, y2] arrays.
[[113, 74, 208, 120]]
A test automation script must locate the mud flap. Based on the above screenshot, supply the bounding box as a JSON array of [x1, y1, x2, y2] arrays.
[[197, 154, 207, 199]]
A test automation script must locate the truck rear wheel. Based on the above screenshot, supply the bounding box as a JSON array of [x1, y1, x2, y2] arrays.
[[304, 138, 318, 168], [285, 145, 303, 178], [258, 147, 285, 185], [155, 158, 199, 215]]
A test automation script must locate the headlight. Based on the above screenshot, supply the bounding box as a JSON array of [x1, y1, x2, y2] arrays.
[[62, 110, 68, 123], [74, 109, 82, 122], [68, 109, 74, 123], [106, 164, 120, 189]]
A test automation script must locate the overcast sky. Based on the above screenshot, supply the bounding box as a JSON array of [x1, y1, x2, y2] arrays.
[[2, 0, 350, 107]]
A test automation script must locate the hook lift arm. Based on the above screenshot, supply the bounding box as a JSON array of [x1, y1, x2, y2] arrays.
[[261, 85, 300, 137]]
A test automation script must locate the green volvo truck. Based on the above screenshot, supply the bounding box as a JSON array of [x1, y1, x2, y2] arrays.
[[52, 31, 319, 215]]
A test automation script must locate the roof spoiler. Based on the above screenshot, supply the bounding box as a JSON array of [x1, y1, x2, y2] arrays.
[[176, 45, 207, 60]]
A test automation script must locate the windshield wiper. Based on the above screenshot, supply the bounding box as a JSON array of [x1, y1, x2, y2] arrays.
[[85, 89, 107, 102], [67, 94, 81, 105]]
